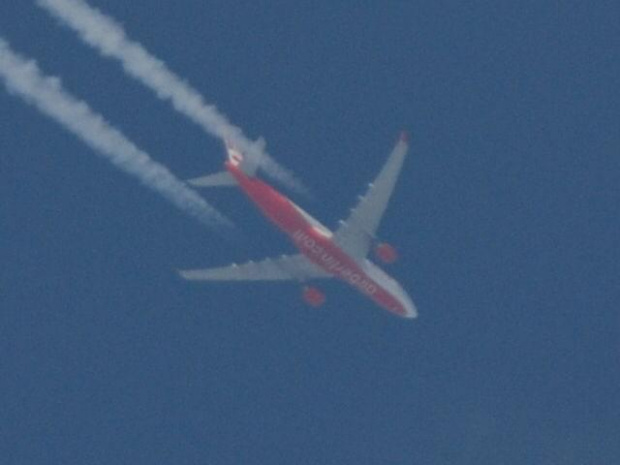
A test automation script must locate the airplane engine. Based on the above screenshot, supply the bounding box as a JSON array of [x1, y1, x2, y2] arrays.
[[302, 285, 326, 307], [374, 242, 398, 264]]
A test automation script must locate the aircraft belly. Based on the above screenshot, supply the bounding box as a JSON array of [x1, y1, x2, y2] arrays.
[[234, 174, 307, 234]]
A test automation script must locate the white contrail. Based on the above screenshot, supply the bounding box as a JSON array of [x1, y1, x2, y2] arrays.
[[38, 0, 309, 196], [0, 37, 235, 234]]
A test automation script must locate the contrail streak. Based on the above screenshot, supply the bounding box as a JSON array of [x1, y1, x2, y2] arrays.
[[38, 0, 309, 196], [0, 37, 235, 234]]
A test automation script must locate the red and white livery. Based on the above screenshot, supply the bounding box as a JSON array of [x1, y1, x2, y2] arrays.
[[180, 132, 417, 319]]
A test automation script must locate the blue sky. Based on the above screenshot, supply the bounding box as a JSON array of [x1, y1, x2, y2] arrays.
[[2, 1, 618, 464]]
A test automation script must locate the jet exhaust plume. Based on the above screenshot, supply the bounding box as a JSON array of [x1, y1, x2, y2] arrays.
[[0, 37, 235, 234], [38, 0, 309, 196]]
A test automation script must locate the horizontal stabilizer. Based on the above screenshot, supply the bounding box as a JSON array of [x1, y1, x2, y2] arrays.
[[187, 171, 237, 188]]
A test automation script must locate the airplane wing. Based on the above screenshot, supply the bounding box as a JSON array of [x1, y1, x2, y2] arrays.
[[333, 132, 409, 259], [178, 253, 332, 281]]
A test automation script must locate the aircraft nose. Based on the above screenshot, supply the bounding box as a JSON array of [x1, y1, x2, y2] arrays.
[[406, 303, 418, 319], [401, 292, 418, 319]]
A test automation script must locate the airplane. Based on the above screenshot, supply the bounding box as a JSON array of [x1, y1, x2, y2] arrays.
[[179, 132, 417, 319]]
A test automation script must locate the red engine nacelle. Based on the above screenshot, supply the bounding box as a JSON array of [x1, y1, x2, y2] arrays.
[[302, 285, 326, 307], [374, 242, 398, 264]]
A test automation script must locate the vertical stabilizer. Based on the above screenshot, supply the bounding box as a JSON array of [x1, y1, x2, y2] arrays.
[[226, 139, 259, 176]]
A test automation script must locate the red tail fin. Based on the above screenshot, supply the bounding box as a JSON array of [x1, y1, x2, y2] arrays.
[[224, 138, 258, 176]]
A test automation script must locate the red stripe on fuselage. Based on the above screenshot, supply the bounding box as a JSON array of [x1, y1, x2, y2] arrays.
[[226, 163, 408, 317]]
